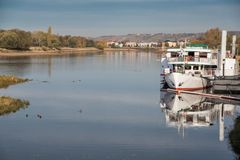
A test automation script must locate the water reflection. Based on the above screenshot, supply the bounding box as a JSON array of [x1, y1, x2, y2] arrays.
[[0, 57, 32, 77], [160, 91, 240, 141]]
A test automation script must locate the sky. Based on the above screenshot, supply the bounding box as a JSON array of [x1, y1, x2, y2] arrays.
[[0, 0, 240, 37]]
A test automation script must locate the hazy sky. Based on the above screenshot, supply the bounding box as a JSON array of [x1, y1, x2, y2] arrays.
[[0, 0, 239, 37]]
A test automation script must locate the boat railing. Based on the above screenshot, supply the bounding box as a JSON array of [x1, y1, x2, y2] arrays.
[[167, 57, 217, 65], [170, 68, 217, 76]]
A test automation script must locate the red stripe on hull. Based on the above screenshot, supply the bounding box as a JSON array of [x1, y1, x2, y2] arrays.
[[174, 86, 212, 91]]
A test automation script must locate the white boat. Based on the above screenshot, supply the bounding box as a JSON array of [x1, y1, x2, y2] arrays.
[[160, 44, 239, 90]]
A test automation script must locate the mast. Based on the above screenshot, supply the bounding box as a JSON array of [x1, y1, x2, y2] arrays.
[[218, 30, 227, 76], [232, 35, 236, 57]]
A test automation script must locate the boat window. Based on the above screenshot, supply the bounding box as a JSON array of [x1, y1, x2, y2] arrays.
[[193, 66, 199, 70], [200, 65, 203, 70], [171, 52, 178, 57], [188, 52, 194, 57], [199, 52, 207, 58], [177, 65, 184, 73], [186, 115, 193, 122], [185, 65, 191, 70], [194, 71, 201, 74], [204, 65, 217, 69]]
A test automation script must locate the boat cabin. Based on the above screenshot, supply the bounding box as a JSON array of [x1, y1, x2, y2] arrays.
[[164, 46, 218, 77]]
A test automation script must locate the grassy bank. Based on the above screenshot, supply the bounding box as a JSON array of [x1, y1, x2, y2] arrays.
[[0, 75, 29, 88], [0, 96, 29, 116]]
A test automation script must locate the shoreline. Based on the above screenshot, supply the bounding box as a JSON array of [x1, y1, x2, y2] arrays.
[[0, 47, 163, 57], [0, 47, 102, 57], [103, 48, 138, 51]]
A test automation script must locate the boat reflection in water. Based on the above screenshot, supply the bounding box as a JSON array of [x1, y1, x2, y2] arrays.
[[160, 90, 240, 141]]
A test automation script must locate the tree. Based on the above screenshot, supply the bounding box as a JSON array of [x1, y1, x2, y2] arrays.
[[95, 41, 107, 50], [12, 29, 32, 49], [0, 31, 20, 49], [86, 39, 95, 47], [59, 35, 71, 47], [51, 35, 61, 48], [47, 26, 53, 48], [0, 29, 31, 50], [236, 36, 240, 55], [68, 37, 81, 48], [190, 38, 205, 45], [31, 31, 47, 47], [204, 28, 221, 49]]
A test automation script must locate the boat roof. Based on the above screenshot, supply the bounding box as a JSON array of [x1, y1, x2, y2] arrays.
[[167, 47, 212, 53]]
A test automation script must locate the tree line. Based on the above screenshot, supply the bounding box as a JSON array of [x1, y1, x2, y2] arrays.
[[0, 27, 106, 50], [0, 27, 239, 53]]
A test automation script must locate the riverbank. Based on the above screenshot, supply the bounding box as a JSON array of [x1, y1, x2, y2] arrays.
[[0, 47, 164, 57], [103, 48, 138, 51], [104, 47, 164, 53], [0, 47, 101, 57]]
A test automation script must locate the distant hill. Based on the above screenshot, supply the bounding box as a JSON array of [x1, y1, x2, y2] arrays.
[[94, 31, 240, 42], [94, 33, 204, 42]]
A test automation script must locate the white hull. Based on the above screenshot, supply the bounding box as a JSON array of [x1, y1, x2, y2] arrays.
[[165, 73, 210, 90]]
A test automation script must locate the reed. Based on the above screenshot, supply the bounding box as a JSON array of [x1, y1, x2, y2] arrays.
[[0, 96, 29, 116], [0, 75, 29, 88]]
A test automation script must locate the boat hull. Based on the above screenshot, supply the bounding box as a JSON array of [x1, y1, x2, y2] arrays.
[[165, 73, 210, 90]]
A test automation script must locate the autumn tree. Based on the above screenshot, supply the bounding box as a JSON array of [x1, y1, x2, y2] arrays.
[[95, 41, 107, 50], [59, 35, 71, 47], [0, 29, 31, 50], [204, 28, 221, 49], [31, 31, 47, 46], [68, 37, 81, 48], [190, 38, 205, 45], [86, 39, 95, 47], [47, 26, 53, 48], [236, 36, 240, 55], [0, 31, 19, 49]]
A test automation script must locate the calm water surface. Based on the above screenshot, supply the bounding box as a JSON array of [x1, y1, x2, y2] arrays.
[[0, 51, 239, 160]]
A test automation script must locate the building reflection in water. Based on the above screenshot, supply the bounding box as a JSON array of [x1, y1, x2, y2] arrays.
[[105, 51, 153, 67], [160, 91, 240, 141]]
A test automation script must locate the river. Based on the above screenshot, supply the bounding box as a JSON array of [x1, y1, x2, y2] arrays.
[[0, 51, 239, 160]]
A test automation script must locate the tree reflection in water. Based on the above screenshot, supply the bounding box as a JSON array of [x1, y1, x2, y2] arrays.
[[0, 96, 29, 116], [229, 116, 240, 159]]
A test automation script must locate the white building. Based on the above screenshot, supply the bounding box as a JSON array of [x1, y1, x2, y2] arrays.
[[107, 42, 124, 48], [137, 42, 150, 48], [164, 40, 177, 48], [149, 42, 158, 47], [125, 42, 137, 47]]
